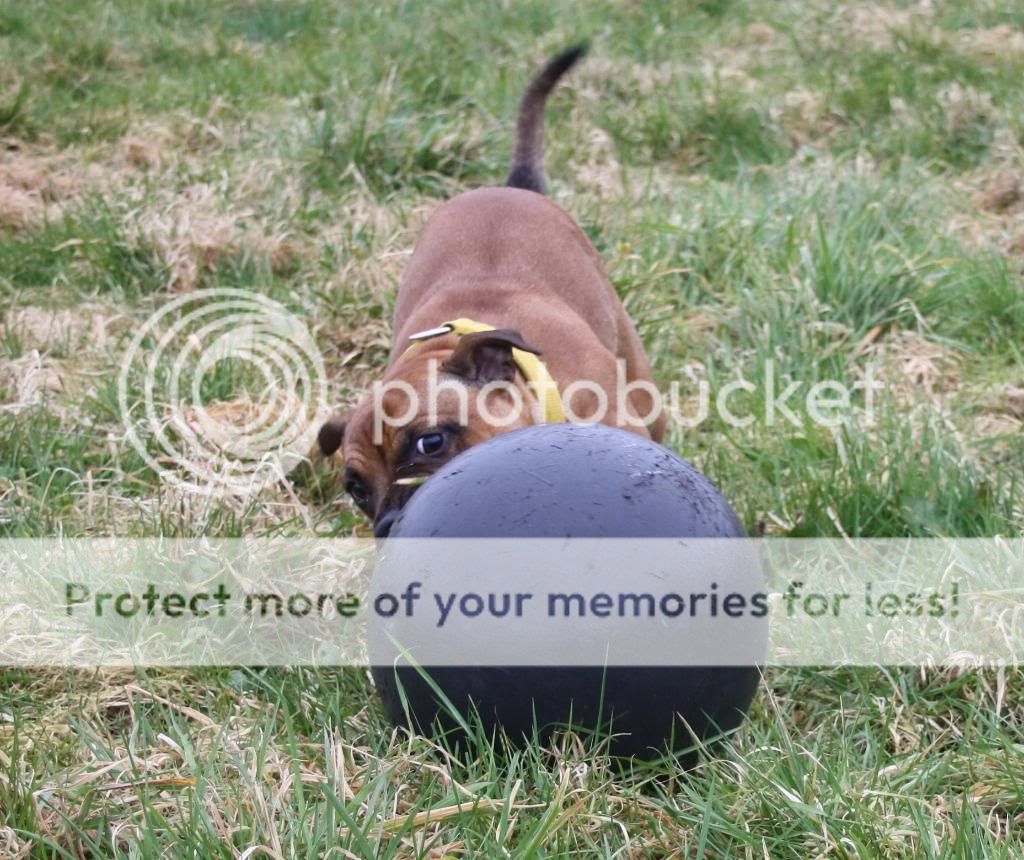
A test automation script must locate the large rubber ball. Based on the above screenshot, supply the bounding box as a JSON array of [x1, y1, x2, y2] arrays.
[[370, 423, 765, 760]]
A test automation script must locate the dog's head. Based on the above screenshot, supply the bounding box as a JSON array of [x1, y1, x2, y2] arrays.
[[318, 329, 543, 537]]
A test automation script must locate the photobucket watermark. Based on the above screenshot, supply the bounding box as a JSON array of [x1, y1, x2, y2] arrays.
[[116, 287, 886, 494], [370, 358, 884, 443]]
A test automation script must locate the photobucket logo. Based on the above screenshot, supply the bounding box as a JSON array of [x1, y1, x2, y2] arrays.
[[369, 359, 883, 442], [117, 289, 329, 496]]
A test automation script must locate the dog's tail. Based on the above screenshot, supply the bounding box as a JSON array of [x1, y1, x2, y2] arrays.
[[506, 43, 588, 195]]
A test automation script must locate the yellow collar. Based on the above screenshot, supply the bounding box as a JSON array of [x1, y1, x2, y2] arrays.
[[406, 318, 565, 423]]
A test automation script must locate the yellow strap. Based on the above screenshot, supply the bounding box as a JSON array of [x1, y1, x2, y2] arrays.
[[407, 317, 565, 423]]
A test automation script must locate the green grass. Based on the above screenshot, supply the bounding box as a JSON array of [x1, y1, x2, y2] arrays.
[[1, 0, 1023, 856]]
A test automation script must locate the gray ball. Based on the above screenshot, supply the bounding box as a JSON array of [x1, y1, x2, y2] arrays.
[[371, 423, 764, 760]]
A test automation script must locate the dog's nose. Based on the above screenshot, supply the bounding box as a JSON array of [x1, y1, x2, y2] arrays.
[[374, 508, 400, 539]]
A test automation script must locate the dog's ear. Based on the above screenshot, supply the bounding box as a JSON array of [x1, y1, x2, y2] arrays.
[[317, 411, 350, 457], [441, 329, 542, 384]]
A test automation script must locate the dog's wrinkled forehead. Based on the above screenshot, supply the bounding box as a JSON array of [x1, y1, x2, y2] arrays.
[[334, 407, 388, 494]]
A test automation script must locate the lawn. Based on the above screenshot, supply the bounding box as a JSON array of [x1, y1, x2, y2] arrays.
[[1, 0, 1023, 856]]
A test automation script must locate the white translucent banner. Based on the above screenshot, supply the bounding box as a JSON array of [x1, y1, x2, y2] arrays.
[[0, 538, 1020, 666]]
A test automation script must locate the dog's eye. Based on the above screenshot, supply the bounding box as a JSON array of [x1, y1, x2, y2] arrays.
[[415, 432, 447, 456], [345, 476, 369, 507]]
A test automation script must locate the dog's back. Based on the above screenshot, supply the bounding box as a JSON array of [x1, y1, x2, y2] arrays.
[[393, 186, 618, 349]]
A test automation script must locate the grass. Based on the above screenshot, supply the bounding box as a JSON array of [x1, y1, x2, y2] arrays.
[[1, 0, 1024, 856]]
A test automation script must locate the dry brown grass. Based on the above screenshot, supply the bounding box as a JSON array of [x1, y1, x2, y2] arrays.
[[0, 350, 64, 412], [869, 330, 961, 400], [575, 56, 680, 100], [940, 80, 997, 139], [971, 379, 1024, 446], [842, 4, 926, 51], [776, 87, 841, 147], [569, 126, 625, 198], [0, 113, 225, 233], [841, 6, 1024, 69], [954, 24, 1024, 63], [948, 143, 1024, 257], [1, 304, 124, 353], [973, 411, 1022, 441], [0, 304, 129, 422], [133, 182, 300, 291], [113, 123, 180, 172], [0, 143, 76, 229]]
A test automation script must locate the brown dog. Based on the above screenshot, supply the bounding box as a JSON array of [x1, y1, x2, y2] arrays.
[[319, 45, 666, 536]]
